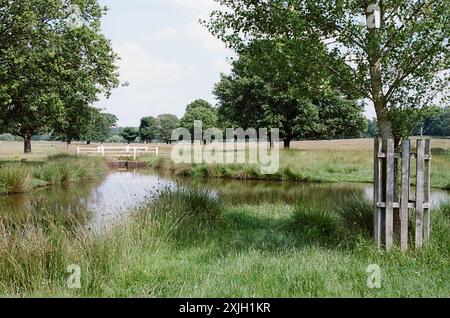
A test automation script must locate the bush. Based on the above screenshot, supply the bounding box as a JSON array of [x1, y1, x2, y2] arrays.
[[0, 164, 32, 194]]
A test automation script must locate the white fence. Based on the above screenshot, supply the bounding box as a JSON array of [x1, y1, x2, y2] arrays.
[[77, 145, 158, 159]]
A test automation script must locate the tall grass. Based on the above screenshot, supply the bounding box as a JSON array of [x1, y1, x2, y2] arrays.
[[0, 188, 449, 297], [0, 155, 106, 194], [0, 164, 32, 194]]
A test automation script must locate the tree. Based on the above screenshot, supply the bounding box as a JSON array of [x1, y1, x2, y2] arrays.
[[206, 0, 450, 147], [0, 0, 119, 153], [157, 114, 180, 144], [120, 127, 139, 144], [214, 53, 367, 147], [139, 116, 159, 143], [422, 108, 450, 137], [180, 100, 218, 138], [365, 118, 380, 138], [82, 109, 118, 144]]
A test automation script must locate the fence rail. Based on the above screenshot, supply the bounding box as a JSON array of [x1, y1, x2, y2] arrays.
[[374, 138, 432, 251], [77, 145, 159, 159]]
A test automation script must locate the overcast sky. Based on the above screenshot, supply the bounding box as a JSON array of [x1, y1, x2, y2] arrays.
[[96, 0, 375, 126]]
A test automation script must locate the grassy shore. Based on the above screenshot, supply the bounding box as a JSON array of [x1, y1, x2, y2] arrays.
[[0, 155, 106, 194], [145, 138, 450, 189], [0, 186, 448, 297]]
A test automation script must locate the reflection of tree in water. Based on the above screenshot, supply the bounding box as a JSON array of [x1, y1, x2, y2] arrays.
[[0, 180, 102, 231]]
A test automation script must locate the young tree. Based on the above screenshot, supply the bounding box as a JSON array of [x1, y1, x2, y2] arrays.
[[0, 0, 119, 153], [120, 127, 139, 144], [206, 0, 450, 147]]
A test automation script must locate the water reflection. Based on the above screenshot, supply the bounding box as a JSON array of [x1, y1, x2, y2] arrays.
[[0, 169, 449, 230]]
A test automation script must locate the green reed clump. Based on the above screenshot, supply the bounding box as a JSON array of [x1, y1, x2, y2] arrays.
[[139, 186, 223, 238], [0, 163, 32, 194], [35, 156, 105, 185]]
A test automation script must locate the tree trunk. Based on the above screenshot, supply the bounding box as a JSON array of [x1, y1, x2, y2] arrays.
[[66, 139, 72, 150], [23, 134, 32, 153], [283, 138, 291, 149]]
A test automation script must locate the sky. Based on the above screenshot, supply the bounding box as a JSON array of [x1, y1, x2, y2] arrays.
[[96, 0, 375, 127], [96, 0, 231, 126]]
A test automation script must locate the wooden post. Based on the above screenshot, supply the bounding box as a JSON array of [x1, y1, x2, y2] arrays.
[[133, 147, 137, 160], [424, 139, 431, 242], [415, 139, 425, 249], [385, 139, 395, 251], [400, 140, 410, 252], [77, 147, 80, 156], [373, 137, 383, 249]]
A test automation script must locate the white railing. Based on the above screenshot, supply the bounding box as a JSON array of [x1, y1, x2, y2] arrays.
[[77, 145, 158, 159]]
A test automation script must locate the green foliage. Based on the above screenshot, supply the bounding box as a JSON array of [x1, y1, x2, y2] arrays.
[[109, 135, 126, 143], [0, 0, 120, 152], [120, 127, 139, 144], [364, 118, 379, 138], [423, 108, 450, 137], [139, 117, 159, 143], [213, 46, 367, 147], [157, 114, 180, 143], [206, 0, 450, 141], [180, 100, 218, 137], [82, 110, 118, 144]]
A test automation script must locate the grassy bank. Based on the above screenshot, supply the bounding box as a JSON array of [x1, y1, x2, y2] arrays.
[[1, 187, 448, 297], [0, 155, 106, 194], [146, 144, 450, 189]]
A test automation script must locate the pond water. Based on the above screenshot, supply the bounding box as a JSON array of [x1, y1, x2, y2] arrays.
[[0, 169, 449, 229]]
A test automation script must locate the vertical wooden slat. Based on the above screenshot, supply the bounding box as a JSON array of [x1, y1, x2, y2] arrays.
[[415, 139, 425, 249], [400, 140, 410, 252], [385, 139, 395, 251], [423, 139, 431, 242], [373, 137, 383, 249]]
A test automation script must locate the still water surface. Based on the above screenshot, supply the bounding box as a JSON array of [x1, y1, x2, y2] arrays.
[[0, 169, 448, 229]]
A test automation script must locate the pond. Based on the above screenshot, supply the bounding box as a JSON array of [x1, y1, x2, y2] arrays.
[[0, 169, 449, 230]]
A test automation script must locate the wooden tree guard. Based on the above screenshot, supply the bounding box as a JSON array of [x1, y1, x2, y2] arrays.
[[373, 138, 432, 251]]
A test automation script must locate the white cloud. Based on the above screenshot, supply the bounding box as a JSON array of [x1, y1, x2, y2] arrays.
[[141, 26, 179, 41], [212, 57, 231, 73], [168, 0, 221, 11], [115, 43, 192, 84], [182, 17, 227, 52]]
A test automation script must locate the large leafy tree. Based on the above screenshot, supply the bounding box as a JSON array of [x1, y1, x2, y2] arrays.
[[120, 127, 139, 144], [139, 116, 159, 143], [157, 114, 180, 144], [422, 108, 450, 137], [180, 99, 218, 138], [206, 0, 450, 147], [0, 0, 119, 153], [214, 48, 367, 148], [82, 109, 118, 144]]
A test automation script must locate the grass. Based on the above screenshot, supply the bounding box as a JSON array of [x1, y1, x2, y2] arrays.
[[146, 139, 450, 189], [0, 155, 106, 194], [0, 186, 448, 297]]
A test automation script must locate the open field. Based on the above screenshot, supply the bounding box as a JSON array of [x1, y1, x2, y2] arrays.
[[0, 186, 448, 297], [2, 138, 449, 189]]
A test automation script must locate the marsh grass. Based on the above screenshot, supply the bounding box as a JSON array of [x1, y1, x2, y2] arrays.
[[0, 164, 32, 194], [0, 155, 106, 194]]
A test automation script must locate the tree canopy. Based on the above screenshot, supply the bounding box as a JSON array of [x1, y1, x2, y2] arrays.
[[206, 0, 450, 146], [0, 0, 119, 152], [120, 127, 139, 144], [180, 100, 218, 138]]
